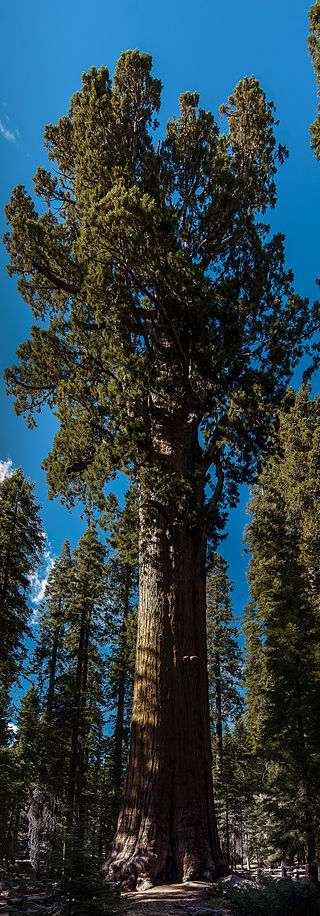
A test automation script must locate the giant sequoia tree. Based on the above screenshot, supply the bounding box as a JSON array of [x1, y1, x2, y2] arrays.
[[4, 52, 319, 887]]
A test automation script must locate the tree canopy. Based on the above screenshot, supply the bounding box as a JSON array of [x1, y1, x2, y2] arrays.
[[4, 52, 318, 533]]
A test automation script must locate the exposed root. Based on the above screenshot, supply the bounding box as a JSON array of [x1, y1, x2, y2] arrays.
[[104, 843, 163, 890], [105, 840, 218, 891]]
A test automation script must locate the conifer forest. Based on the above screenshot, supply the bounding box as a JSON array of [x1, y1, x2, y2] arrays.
[[1, 3, 320, 914]]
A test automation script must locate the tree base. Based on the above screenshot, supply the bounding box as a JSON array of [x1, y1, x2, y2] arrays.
[[103, 513, 226, 892], [104, 840, 220, 890]]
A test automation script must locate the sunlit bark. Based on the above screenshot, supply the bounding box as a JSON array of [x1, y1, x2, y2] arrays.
[[105, 413, 224, 888]]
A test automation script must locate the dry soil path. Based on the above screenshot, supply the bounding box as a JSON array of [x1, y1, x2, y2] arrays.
[[119, 880, 231, 916]]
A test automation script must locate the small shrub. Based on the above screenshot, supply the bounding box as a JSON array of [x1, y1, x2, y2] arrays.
[[209, 876, 319, 916], [66, 873, 120, 914]]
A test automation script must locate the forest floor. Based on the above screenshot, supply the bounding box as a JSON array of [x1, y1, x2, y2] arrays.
[[119, 880, 231, 916], [0, 873, 231, 916], [1, 872, 319, 915]]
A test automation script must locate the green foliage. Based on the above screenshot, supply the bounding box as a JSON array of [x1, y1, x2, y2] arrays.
[[211, 877, 319, 916], [212, 719, 262, 869], [3, 52, 318, 538], [3, 513, 138, 870], [206, 553, 243, 776], [0, 734, 19, 860], [220, 76, 288, 212], [205, 555, 246, 867], [243, 387, 320, 862], [309, 1, 320, 159], [33, 540, 72, 721], [49, 528, 109, 864], [98, 495, 138, 836], [0, 468, 45, 701], [0, 466, 44, 860], [61, 858, 120, 915]]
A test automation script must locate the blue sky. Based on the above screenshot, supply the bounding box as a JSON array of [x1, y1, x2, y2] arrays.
[[1, 0, 319, 618]]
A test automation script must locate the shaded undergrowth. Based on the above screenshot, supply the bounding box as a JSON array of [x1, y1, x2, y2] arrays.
[[208, 876, 320, 916]]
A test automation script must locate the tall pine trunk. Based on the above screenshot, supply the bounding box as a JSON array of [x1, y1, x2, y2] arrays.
[[110, 563, 131, 827], [105, 502, 223, 888], [214, 649, 223, 776], [76, 611, 90, 848], [65, 602, 89, 864], [46, 621, 61, 722]]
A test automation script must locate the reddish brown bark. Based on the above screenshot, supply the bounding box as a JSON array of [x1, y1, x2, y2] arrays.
[[105, 408, 225, 888], [105, 505, 224, 888]]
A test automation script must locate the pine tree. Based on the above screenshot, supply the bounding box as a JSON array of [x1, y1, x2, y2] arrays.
[[28, 541, 73, 868], [30, 529, 109, 869], [103, 559, 137, 833], [64, 528, 108, 864], [4, 52, 319, 886], [27, 519, 136, 869], [0, 468, 45, 858], [206, 554, 243, 868], [243, 387, 320, 867], [34, 540, 72, 724], [219, 721, 259, 871], [308, 0, 320, 158], [0, 468, 45, 706], [206, 553, 243, 775], [102, 491, 138, 833], [9, 685, 41, 862]]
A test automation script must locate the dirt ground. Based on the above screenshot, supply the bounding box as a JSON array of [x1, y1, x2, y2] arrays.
[[119, 880, 231, 916]]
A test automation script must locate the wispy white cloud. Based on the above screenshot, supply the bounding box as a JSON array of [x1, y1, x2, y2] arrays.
[[0, 118, 17, 143], [30, 549, 55, 611], [7, 722, 18, 745], [0, 458, 14, 482]]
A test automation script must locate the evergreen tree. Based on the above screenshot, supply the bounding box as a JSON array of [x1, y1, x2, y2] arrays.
[[243, 387, 320, 867], [25, 519, 136, 869], [25, 529, 109, 870], [28, 541, 73, 868], [206, 554, 244, 869], [9, 685, 41, 862], [206, 553, 243, 775], [0, 467, 45, 709], [103, 491, 138, 833], [219, 720, 259, 871], [64, 528, 108, 864], [0, 468, 45, 858], [34, 540, 72, 723], [4, 52, 319, 886], [103, 559, 137, 833], [308, 0, 320, 158]]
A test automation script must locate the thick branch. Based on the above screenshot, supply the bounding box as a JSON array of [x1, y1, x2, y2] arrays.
[[124, 265, 191, 386], [66, 457, 93, 476], [204, 456, 224, 518], [30, 257, 79, 297], [201, 423, 227, 472]]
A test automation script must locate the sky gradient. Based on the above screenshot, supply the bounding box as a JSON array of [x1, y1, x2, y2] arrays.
[[1, 0, 319, 617]]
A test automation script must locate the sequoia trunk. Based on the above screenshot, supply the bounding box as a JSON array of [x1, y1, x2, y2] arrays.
[[105, 503, 223, 888]]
